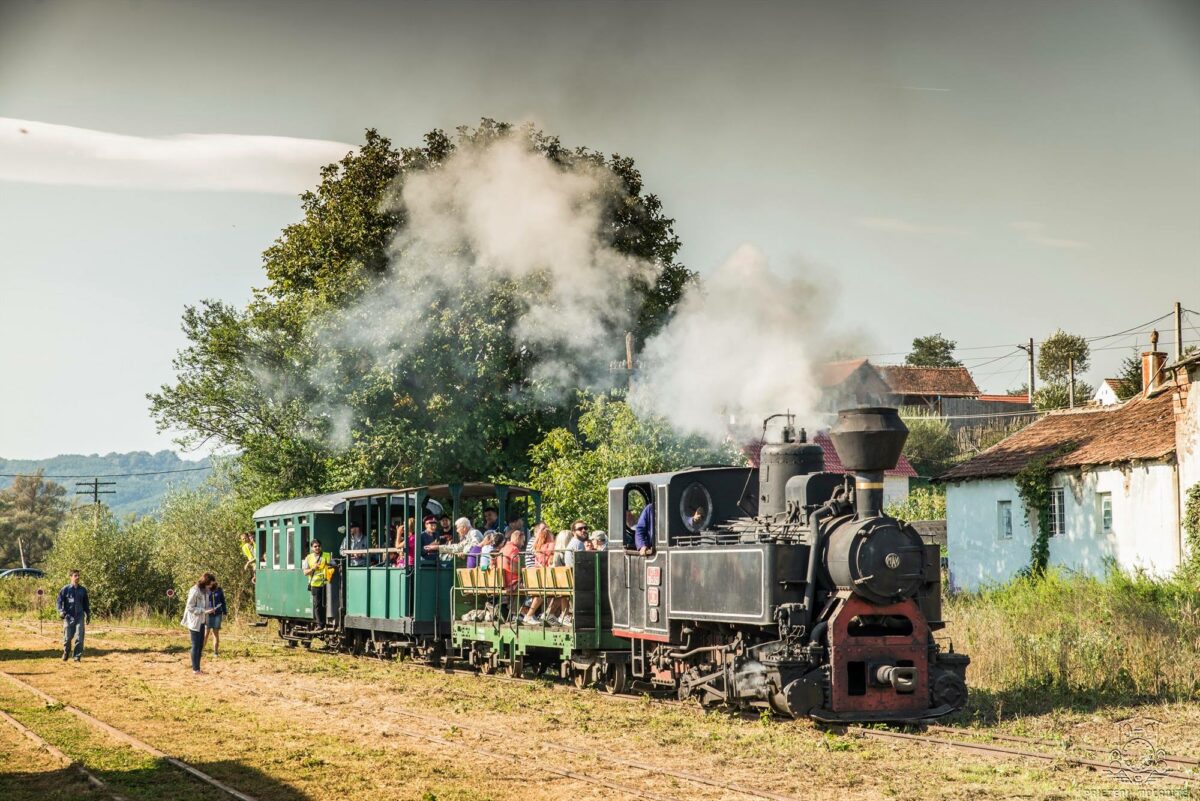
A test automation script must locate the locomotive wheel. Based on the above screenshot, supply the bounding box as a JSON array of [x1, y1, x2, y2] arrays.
[[285, 639, 298, 649], [301, 640, 312, 650], [506, 657, 524, 678], [601, 663, 628, 695]]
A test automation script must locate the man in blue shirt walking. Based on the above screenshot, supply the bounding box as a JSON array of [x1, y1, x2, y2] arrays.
[[56, 570, 91, 662]]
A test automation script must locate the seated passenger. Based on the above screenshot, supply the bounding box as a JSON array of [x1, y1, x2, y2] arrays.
[[340, 525, 369, 567], [440, 514, 454, 540], [564, 521, 588, 568], [419, 516, 441, 560], [478, 532, 497, 569], [479, 506, 500, 534], [552, 529, 572, 567], [586, 530, 607, 551], [446, 517, 484, 558], [523, 523, 555, 625], [499, 530, 522, 594]]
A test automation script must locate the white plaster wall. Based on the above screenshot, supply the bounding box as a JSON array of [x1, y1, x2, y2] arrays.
[[884, 476, 909, 508], [945, 478, 1031, 591], [947, 463, 1180, 591]]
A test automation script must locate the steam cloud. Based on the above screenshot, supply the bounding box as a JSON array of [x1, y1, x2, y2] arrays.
[[633, 244, 837, 441], [284, 132, 848, 450]]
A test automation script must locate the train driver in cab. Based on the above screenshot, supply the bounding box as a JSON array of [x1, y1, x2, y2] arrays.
[[633, 503, 654, 555]]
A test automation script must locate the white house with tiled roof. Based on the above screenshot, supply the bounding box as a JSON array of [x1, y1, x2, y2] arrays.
[[939, 349, 1200, 591]]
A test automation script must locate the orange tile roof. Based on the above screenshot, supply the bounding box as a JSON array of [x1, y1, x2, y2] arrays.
[[939, 390, 1176, 481], [878, 365, 980, 398], [977, 394, 1033, 404]]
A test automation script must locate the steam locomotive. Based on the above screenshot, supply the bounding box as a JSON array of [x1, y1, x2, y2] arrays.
[[253, 406, 969, 723], [606, 406, 969, 720]]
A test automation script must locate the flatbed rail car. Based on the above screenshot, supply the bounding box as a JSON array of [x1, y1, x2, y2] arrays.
[[252, 482, 540, 660], [451, 550, 630, 689]]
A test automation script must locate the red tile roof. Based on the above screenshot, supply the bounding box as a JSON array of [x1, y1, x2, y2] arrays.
[[878, 365, 981, 398], [1104, 378, 1123, 393], [743, 434, 918, 478], [977, 394, 1033, 404], [939, 390, 1176, 482]]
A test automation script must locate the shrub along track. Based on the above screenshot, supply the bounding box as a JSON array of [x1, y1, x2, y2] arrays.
[[16, 620, 1200, 789], [0, 668, 257, 801]]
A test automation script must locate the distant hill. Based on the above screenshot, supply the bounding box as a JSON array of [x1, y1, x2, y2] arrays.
[[0, 451, 213, 518]]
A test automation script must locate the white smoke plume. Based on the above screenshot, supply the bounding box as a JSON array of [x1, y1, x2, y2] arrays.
[[299, 134, 658, 447], [632, 244, 844, 442]]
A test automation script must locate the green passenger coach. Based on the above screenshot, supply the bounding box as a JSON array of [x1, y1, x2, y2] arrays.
[[252, 483, 541, 661]]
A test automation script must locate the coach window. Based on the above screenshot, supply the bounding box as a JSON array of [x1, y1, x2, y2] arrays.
[[300, 520, 311, 556], [622, 485, 652, 550], [284, 518, 295, 569], [272, 522, 281, 568], [680, 482, 713, 534], [257, 526, 267, 568]]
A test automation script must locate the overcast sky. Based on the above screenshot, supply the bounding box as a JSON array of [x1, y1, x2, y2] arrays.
[[1, 0, 1197, 459]]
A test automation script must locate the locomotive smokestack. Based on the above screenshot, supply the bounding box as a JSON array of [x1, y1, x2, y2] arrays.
[[829, 407, 908, 518]]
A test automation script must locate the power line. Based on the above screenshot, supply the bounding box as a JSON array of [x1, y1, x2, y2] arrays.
[[75, 479, 116, 505], [0, 465, 213, 479]]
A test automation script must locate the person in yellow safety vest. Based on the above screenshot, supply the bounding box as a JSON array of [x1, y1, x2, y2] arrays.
[[303, 540, 333, 629], [240, 532, 256, 584]]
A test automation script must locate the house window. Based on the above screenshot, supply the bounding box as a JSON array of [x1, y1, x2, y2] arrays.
[[1048, 488, 1065, 537], [997, 500, 1013, 540], [1099, 493, 1112, 533]]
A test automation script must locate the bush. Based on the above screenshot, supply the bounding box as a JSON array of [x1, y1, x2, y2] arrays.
[[885, 486, 945, 521], [43, 509, 173, 618], [154, 470, 258, 618], [945, 567, 1200, 713]]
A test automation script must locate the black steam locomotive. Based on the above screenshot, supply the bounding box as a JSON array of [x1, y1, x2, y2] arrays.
[[607, 407, 969, 721]]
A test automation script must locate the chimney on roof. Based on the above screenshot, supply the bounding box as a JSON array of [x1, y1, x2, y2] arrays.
[[1141, 329, 1168, 396]]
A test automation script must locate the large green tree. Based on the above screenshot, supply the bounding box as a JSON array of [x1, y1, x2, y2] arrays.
[[150, 122, 695, 498], [906, 333, 962, 368], [1037, 329, 1090, 384], [0, 471, 68, 567]]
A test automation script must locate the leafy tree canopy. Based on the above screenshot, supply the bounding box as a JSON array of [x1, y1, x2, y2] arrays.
[[1032, 381, 1095, 411], [906, 333, 962, 368], [150, 121, 696, 499], [1037, 329, 1090, 384], [1114, 352, 1143, 401], [898, 412, 958, 478], [0, 471, 68, 568], [526, 395, 741, 532]]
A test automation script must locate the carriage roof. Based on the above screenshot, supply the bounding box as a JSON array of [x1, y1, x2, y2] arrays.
[[252, 482, 538, 519]]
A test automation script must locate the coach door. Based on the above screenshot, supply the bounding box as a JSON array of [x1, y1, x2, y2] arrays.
[[609, 482, 668, 639]]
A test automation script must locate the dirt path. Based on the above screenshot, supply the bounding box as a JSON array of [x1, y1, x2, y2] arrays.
[[0, 620, 1187, 800]]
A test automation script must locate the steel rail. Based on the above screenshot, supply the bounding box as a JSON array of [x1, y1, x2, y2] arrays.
[[0, 669, 258, 801], [0, 706, 128, 801], [925, 724, 1200, 770], [844, 726, 1196, 783]]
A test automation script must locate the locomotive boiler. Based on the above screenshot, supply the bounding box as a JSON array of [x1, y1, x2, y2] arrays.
[[606, 407, 969, 721]]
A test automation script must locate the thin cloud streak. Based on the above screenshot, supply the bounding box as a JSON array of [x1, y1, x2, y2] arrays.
[[0, 118, 356, 194], [1012, 220, 1089, 250], [855, 216, 967, 237]]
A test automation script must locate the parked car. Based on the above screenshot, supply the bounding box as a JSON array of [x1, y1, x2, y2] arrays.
[[0, 568, 45, 579]]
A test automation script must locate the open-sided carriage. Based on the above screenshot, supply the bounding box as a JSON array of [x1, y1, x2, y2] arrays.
[[450, 549, 629, 689]]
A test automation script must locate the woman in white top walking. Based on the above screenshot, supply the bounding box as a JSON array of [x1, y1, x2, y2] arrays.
[[181, 572, 217, 674]]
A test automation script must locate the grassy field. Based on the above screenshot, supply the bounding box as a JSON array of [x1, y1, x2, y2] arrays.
[[1, 613, 1195, 800]]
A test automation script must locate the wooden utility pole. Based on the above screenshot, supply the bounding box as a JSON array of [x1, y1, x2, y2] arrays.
[[1175, 301, 1184, 362], [1018, 338, 1035, 403], [1068, 357, 1075, 408], [75, 479, 115, 525], [610, 331, 637, 393]]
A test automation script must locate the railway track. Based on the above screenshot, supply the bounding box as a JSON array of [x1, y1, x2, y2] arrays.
[[0, 668, 257, 801], [9, 620, 1198, 788], [0, 705, 127, 801]]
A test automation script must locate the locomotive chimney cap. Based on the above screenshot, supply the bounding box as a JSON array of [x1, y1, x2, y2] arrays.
[[828, 407, 908, 473]]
